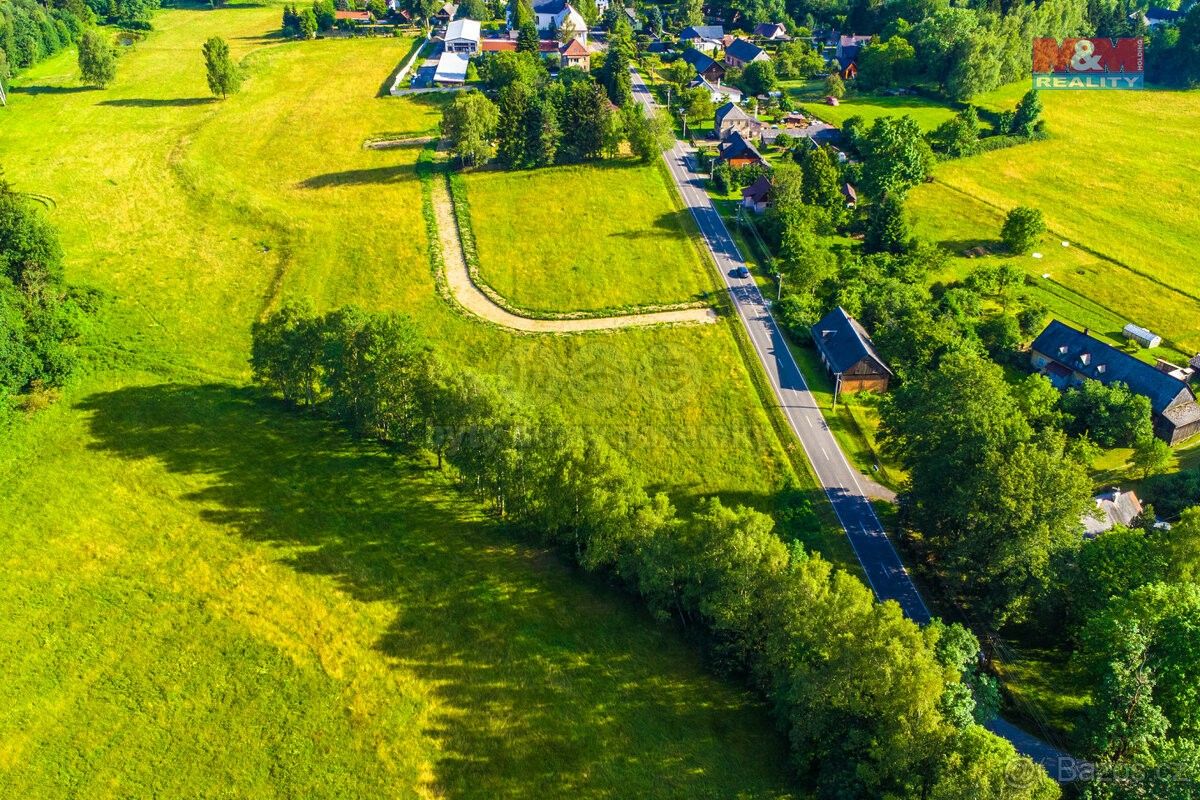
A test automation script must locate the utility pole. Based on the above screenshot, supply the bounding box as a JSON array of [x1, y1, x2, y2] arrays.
[[0, 80, 6, 108], [832, 372, 842, 411], [776, 268, 783, 301]]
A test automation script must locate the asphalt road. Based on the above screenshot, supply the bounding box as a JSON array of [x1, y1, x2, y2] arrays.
[[630, 66, 1077, 778], [630, 67, 929, 621]]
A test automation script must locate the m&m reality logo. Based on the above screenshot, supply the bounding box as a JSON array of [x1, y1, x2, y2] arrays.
[[1032, 37, 1144, 89]]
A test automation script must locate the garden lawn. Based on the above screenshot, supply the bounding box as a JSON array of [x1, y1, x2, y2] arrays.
[[909, 86, 1200, 355], [784, 79, 960, 131], [462, 162, 715, 313], [0, 2, 836, 795]]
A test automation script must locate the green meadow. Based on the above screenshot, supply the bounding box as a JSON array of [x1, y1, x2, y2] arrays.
[[0, 4, 832, 795], [908, 86, 1200, 357], [463, 162, 715, 313]]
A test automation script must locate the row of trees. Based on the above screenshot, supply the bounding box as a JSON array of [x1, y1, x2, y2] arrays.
[[249, 299, 1059, 799], [441, 47, 672, 169], [0, 168, 98, 420], [1, 0, 160, 80]]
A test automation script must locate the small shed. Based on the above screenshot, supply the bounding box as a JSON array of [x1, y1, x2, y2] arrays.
[[1124, 323, 1162, 349]]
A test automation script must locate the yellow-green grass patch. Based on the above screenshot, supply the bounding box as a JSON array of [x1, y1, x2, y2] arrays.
[[462, 162, 715, 313]]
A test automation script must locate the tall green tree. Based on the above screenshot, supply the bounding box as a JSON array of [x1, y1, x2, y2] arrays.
[[864, 193, 912, 255], [881, 350, 1091, 623], [440, 90, 499, 166], [77, 28, 117, 87], [1000, 205, 1045, 253], [202, 36, 241, 99], [859, 115, 935, 199]]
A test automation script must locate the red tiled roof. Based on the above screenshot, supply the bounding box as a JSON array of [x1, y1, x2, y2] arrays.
[[560, 38, 588, 56], [335, 9, 371, 20], [479, 38, 518, 51]]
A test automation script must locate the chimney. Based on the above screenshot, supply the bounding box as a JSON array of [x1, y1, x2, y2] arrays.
[[1083, 327, 1089, 336]]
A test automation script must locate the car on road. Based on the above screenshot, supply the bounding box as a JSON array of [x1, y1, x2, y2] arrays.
[[730, 267, 750, 279]]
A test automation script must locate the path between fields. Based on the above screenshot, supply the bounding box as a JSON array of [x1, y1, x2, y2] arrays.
[[430, 176, 718, 333]]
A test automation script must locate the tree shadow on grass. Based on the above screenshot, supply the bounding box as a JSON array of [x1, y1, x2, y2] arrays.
[[11, 85, 95, 95], [607, 209, 699, 241], [296, 164, 416, 189], [98, 97, 216, 108], [77, 383, 796, 800]]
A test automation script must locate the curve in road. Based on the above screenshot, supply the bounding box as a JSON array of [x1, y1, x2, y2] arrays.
[[431, 174, 719, 333], [630, 65, 1077, 780]]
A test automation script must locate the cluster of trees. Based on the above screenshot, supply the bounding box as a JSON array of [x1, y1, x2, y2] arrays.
[[1, 0, 90, 77], [1056, 512, 1200, 793], [282, 0, 395, 38], [441, 37, 672, 169], [1, 0, 159, 82], [1147, 6, 1200, 87], [928, 89, 1044, 161], [0, 169, 97, 419], [250, 299, 1058, 799]]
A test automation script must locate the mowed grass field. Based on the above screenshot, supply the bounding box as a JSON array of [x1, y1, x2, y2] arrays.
[[464, 163, 715, 313], [908, 86, 1200, 355], [0, 3, 830, 796]]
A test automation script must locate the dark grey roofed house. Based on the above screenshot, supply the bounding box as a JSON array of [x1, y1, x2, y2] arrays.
[[724, 38, 768, 67], [753, 22, 788, 39], [681, 48, 725, 81], [680, 24, 725, 41], [810, 306, 892, 392], [531, 0, 567, 12], [1030, 320, 1200, 445], [717, 131, 766, 166]]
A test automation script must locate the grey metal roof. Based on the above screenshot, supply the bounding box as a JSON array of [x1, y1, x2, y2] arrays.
[[681, 48, 718, 74], [715, 101, 749, 126], [810, 306, 892, 376], [681, 24, 724, 40], [725, 38, 765, 62], [719, 131, 764, 163], [1031, 320, 1194, 414]]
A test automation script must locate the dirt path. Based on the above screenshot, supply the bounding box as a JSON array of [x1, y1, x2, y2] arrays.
[[430, 177, 718, 334]]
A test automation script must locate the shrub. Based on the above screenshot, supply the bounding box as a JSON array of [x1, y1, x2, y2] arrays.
[[1000, 206, 1045, 254]]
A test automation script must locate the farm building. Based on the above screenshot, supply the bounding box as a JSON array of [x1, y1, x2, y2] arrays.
[[1124, 322, 1162, 349], [810, 306, 893, 393], [444, 18, 481, 53], [334, 9, 372, 23], [1031, 321, 1200, 445]]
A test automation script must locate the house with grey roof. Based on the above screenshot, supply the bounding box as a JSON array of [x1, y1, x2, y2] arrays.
[[714, 101, 761, 140], [680, 24, 725, 51], [724, 38, 769, 68], [1083, 488, 1144, 538], [1031, 320, 1200, 445], [811, 306, 892, 392], [682, 48, 726, 82]]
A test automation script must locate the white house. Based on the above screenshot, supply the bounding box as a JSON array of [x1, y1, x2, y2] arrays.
[[515, 0, 588, 43], [445, 18, 482, 53], [689, 75, 742, 104], [433, 51, 470, 85]]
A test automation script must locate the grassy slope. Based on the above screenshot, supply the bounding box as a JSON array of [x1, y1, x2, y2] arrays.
[[909, 86, 1200, 355], [464, 162, 715, 313], [0, 5, 825, 796]]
